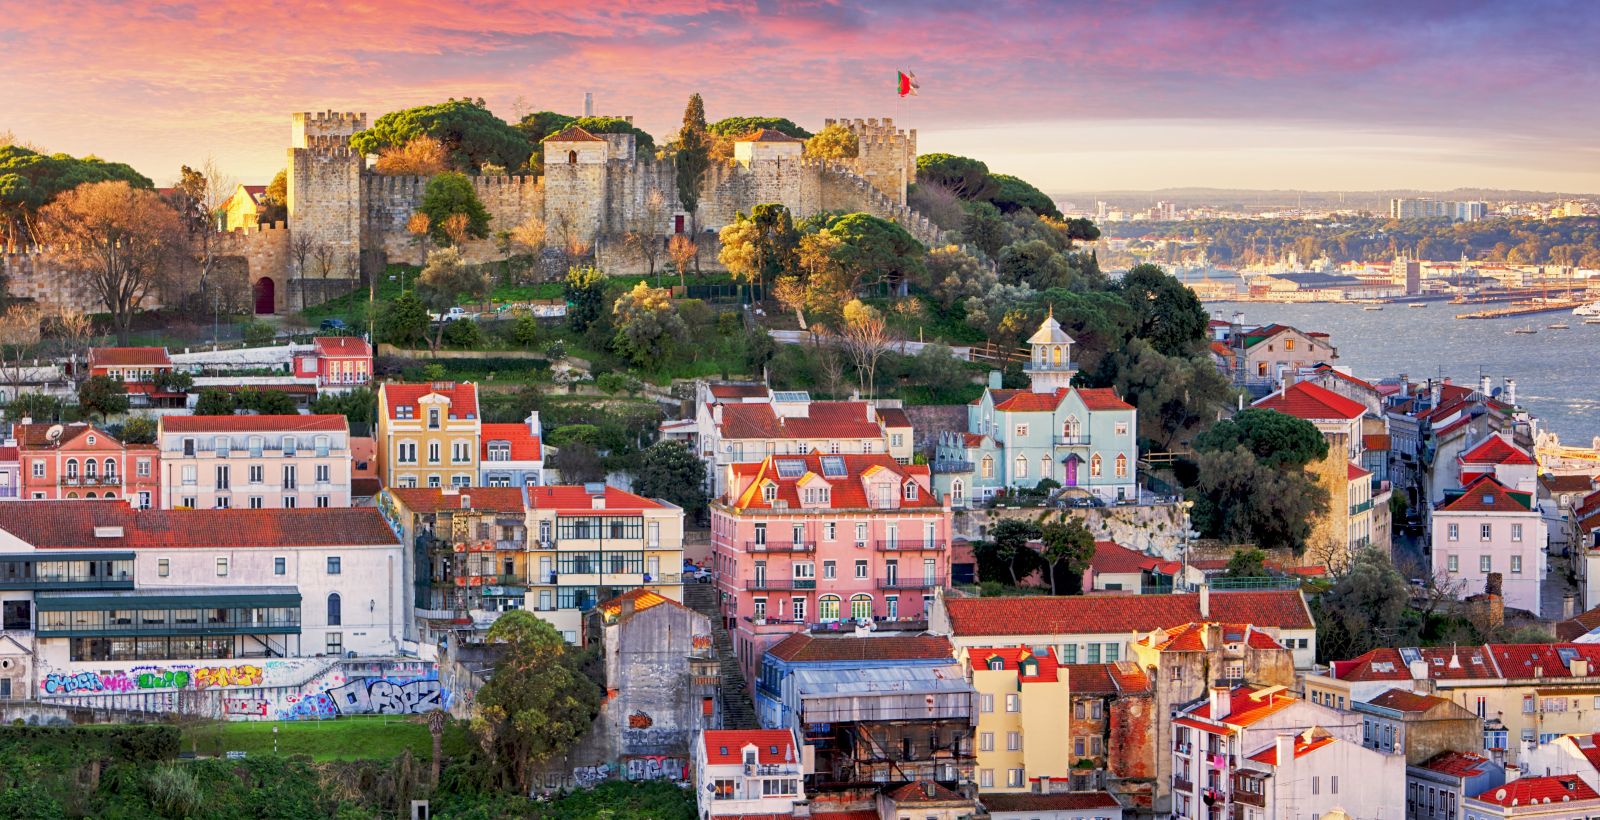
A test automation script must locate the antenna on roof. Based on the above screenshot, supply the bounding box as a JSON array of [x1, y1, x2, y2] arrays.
[[45, 424, 63, 444]]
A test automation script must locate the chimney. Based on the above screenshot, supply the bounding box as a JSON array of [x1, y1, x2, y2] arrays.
[[460, 493, 471, 510], [988, 370, 1003, 390], [1504, 763, 1520, 784], [584, 91, 594, 117], [1409, 659, 1429, 681], [1505, 378, 1517, 406], [1572, 657, 1589, 678], [1485, 572, 1503, 597], [1199, 584, 1211, 619], [621, 595, 635, 619], [1565, 593, 1577, 620], [1429, 380, 1441, 407], [1274, 734, 1295, 775], [1398, 373, 1409, 397], [923, 782, 936, 799], [1209, 685, 1232, 720], [1479, 374, 1491, 397]]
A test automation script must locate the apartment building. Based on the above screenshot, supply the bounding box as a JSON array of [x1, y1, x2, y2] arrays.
[[384, 486, 532, 643], [693, 729, 805, 818], [87, 347, 184, 409], [710, 453, 952, 687], [375, 382, 481, 490], [478, 414, 544, 487], [158, 415, 353, 510], [16, 422, 159, 508], [1432, 476, 1547, 615], [959, 646, 1070, 792]]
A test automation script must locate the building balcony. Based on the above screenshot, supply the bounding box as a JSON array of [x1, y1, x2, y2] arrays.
[[744, 578, 817, 591], [744, 541, 816, 554], [874, 539, 945, 552], [415, 607, 465, 620], [1350, 500, 1374, 515], [1054, 435, 1092, 446], [1173, 774, 1194, 793], [1024, 361, 1073, 372], [1232, 790, 1264, 808], [877, 576, 945, 590]]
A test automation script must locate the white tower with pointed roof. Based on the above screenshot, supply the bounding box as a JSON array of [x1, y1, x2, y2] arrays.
[[1026, 311, 1077, 393]]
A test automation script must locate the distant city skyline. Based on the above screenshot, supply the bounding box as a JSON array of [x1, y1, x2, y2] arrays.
[[5, 1, 1599, 192]]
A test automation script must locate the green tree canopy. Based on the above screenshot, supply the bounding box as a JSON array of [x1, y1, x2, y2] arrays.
[[1038, 516, 1096, 595], [471, 611, 601, 795], [233, 388, 297, 416], [1119, 263, 1208, 357], [351, 99, 530, 173], [1093, 339, 1233, 451], [516, 111, 577, 145], [551, 440, 605, 484], [1188, 444, 1329, 551], [193, 389, 236, 416], [7, 392, 62, 422], [563, 265, 609, 333], [418, 172, 491, 246], [378, 291, 430, 348], [1195, 408, 1330, 469], [415, 247, 491, 351], [611, 282, 688, 367], [569, 116, 655, 157], [0, 145, 152, 244], [77, 375, 128, 420], [980, 518, 1044, 586], [117, 414, 158, 445], [826, 212, 925, 295], [1224, 547, 1269, 578], [633, 440, 709, 518], [309, 387, 377, 430], [672, 94, 711, 227], [916, 153, 997, 201], [1313, 547, 1417, 662], [987, 173, 1061, 218], [707, 116, 813, 140]]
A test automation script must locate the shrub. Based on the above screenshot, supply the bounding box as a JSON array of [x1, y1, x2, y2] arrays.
[[442, 319, 483, 349], [595, 372, 641, 395], [242, 320, 277, 347]]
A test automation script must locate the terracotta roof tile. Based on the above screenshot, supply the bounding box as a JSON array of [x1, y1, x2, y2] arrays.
[[596, 588, 684, 622], [161, 414, 347, 433], [1348, 463, 1371, 480], [545, 126, 604, 142], [877, 407, 912, 428], [885, 781, 965, 804], [0, 502, 396, 548], [1247, 735, 1336, 765], [1460, 434, 1536, 466], [88, 347, 172, 368], [388, 487, 528, 514], [702, 730, 797, 765], [941, 590, 1313, 636], [1364, 434, 1392, 451], [526, 484, 665, 512], [381, 382, 479, 421], [1076, 387, 1135, 411], [1557, 605, 1600, 641], [708, 383, 768, 399], [993, 390, 1065, 412], [1472, 775, 1598, 807], [980, 792, 1120, 812], [1252, 380, 1366, 421], [1544, 474, 1598, 495], [1186, 685, 1298, 728], [719, 401, 882, 441], [726, 454, 937, 511], [1088, 540, 1153, 575], [734, 128, 804, 143], [767, 632, 952, 663], [1418, 750, 1493, 778], [1439, 476, 1533, 513], [313, 336, 372, 357], [1366, 688, 1449, 713], [480, 423, 542, 461], [966, 646, 1061, 682]]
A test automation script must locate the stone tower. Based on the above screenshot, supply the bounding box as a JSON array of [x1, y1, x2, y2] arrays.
[[827, 117, 917, 206], [541, 126, 611, 247], [1026, 312, 1077, 394], [288, 111, 366, 276]]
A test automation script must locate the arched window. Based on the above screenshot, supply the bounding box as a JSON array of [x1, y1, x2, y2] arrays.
[[1115, 453, 1128, 478], [84, 459, 97, 479], [1063, 415, 1080, 439], [818, 594, 841, 622], [1040, 456, 1052, 481], [850, 594, 873, 621], [327, 593, 342, 627], [65, 459, 78, 479], [952, 480, 965, 505], [567, 150, 578, 165], [104, 458, 116, 478], [981, 456, 994, 479], [1052, 345, 1062, 365], [1014, 454, 1028, 479], [84, 492, 96, 499], [66, 492, 78, 499], [1090, 454, 1103, 477]]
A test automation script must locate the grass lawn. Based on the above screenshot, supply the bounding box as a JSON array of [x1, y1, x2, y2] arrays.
[[181, 715, 472, 762]]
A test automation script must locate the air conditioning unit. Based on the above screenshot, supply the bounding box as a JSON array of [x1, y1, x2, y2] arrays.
[[855, 541, 867, 549]]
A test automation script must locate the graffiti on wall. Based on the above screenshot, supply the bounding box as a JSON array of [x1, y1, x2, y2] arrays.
[[223, 698, 269, 717], [40, 664, 264, 695], [572, 764, 610, 788], [275, 673, 448, 720], [623, 756, 685, 782]]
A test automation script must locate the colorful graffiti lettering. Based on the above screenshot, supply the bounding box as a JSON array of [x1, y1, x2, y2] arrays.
[[137, 670, 190, 690], [194, 665, 262, 689], [276, 692, 339, 720], [627, 711, 653, 729], [623, 756, 684, 782], [223, 699, 269, 717], [572, 764, 610, 788], [41, 664, 262, 695], [41, 672, 105, 695], [327, 677, 443, 715]]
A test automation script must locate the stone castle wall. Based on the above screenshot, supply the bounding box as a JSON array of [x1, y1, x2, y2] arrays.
[[0, 250, 103, 313]]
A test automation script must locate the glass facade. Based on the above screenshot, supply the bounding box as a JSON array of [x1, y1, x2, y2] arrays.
[[0, 555, 135, 589], [556, 516, 644, 541], [556, 551, 644, 574], [70, 636, 238, 662], [37, 605, 300, 636]]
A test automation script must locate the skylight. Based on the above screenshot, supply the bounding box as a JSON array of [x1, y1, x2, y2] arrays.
[[773, 391, 810, 403], [775, 459, 806, 478], [820, 456, 847, 477]]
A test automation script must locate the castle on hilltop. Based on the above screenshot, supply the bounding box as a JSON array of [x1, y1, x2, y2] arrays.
[[3, 110, 941, 316]]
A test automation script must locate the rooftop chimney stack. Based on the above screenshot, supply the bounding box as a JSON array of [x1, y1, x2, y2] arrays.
[[1210, 685, 1232, 720], [1274, 733, 1295, 775], [1199, 584, 1211, 619], [1505, 377, 1517, 406], [1479, 374, 1491, 397]]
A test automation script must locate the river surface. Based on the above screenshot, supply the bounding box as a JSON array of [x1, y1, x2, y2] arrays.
[[1208, 301, 1600, 445]]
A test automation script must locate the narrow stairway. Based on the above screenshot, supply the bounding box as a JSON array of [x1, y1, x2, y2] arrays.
[[683, 582, 759, 729]]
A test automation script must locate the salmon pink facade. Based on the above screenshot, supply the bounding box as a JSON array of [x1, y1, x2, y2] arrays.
[[16, 423, 160, 508], [710, 454, 952, 688]]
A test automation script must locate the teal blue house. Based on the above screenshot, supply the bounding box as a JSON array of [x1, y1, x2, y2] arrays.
[[933, 315, 1138, 506]]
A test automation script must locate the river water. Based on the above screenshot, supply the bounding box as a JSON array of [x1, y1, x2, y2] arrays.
[[1208, 301, 1600, 445]]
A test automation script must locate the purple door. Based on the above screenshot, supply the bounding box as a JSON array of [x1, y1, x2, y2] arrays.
[[1064, 455, 1079, 487]]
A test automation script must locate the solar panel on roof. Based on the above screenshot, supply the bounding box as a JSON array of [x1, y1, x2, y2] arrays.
[[773, 391, 810, 403], [775, 459, 806, 478], [820, 456, 846, 477]]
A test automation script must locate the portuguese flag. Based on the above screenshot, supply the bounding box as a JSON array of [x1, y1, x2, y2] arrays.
[[898, 71, 919, 97]]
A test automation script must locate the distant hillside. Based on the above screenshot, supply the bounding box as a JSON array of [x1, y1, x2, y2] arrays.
[[1054, 187, 1595, 213]]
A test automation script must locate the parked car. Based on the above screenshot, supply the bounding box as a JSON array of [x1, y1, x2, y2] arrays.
[[319, 318, 348, 331], [428, 307, 472, 322]]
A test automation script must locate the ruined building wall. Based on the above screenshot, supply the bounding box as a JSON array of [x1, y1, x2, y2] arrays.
[[826, 117, 917, 206], [361, 174, 542, 267]]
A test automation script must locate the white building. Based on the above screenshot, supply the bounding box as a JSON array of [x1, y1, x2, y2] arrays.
[[1235, 727, 1407, 820], [157, 415, 354, 509], [0, 501, 405, 705], [477, 414, 544, 488], [693, 728, 805, 819], [1463, 775, 1600, 819]]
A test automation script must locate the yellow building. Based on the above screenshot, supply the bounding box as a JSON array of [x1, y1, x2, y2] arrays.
[[376, 382, 481, 490], [524, 484, 686, 643], [222, 183, 269, 230], [959, 646, 1071, 792]]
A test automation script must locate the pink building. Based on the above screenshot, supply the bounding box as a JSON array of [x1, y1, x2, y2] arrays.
[[294, 336, 373, 391], [1432, 475, 1547, 615], [710, 454, 952, 686]]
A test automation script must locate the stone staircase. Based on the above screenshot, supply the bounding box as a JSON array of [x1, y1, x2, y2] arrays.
[[683, 582, 758, 729]]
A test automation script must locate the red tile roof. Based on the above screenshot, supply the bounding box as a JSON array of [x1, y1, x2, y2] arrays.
[[1333, 646, 1496, 681], [1209, 341, 1236, 358], [1107, 660, 1152, 693], [885, 781, 966, 804], [702, 730, 797, 765], [480, 423, 542, 461], [1077, 387, 1135, 411], [1472, 775, 1598, 807], [0, 502, 396, 548], [877, 407, 912, 428], [1312, 365, 1376, 392], [1247, 735, 1336, 765], [967, 646, 1061, 682], [1544, 474, 1598, 495], [707, 383, 768, 399], [993, 389, 1063, 412], [88, 347, 172, 368], [727, 454, 937, 512], [1557, 605, 1600, 642], [1418, 750, 1494, 778], [1137, 622, 1285, 652], [596, 588, 684, 622], [941, 590, 1313, 636], [161, 414, 347, 433], [1088, 540, 1154, 575], [14, 422, 120, 449], [1366, 688, 1450, 713], [980, 792, 1120, 812], [1187, 685, 1299, 728], [388, 487, 528, 514], [0, 446, 16, 462], [1439, 476, 1533, 513], [719, 402, 883, 440], [545, 126, 604, 142], [1460, 434, 1536, 466], [1252, 380, 1365, 421], [1489, 643, 1600, 679], [767, 632, 952, 663], [1364, 434, 1392, 451], [1060, 663, 1116, 694], [313, 336, 372, 357], [734, 129, 805, 143], [1348, 463, 1371, 480], [526, 484, 665, 512], [381, 382, 479, 421]]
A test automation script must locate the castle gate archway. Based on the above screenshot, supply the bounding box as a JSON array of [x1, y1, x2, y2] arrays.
[[253, 277, 276, 315]]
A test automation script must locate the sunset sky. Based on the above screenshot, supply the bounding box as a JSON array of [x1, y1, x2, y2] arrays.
[[5, 0, 1599, 194]]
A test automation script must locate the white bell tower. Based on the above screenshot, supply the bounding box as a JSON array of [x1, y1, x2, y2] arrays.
[[1026, 310, 1077, 393]]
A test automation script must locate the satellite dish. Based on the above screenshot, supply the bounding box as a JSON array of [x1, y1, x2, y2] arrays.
[[45, 425, 64, 443]]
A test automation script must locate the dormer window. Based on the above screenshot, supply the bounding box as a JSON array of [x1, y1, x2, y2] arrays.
[[903, 481, 918, 501], [987, 657, 1005, 671], [428, 408, 441, 430], [1021, 659, 1038, 677], [762, 483, 777, 502], [742, 747, 757, 766], [87, 435, 96, 446]]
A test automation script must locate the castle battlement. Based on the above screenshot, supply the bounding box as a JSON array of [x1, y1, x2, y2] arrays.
[[297, 134, 356, 154], [225, 220, 288, 235], [295, 110, 366, 125], [293, 111, 367, 150]]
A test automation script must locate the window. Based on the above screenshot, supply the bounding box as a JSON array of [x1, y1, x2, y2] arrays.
[[1511, 523, 1523, 542], [216, 464, 229, 490], [1480, 555, 1491, 573], [981, 456, 994, 479], [249, 465, 263, 484], [326, 632, 342, 655], [1014, 423, 1028, 438], [1480, 523, 1492, 541], [791, 597, 805, 623], [1312, 776, 1319, 795], [1014, 454, 1027, 478], [452, 440, 470, 463], [31, 460, 43, 478], [979, 769, 993, 788], [216, 557, 229, 577], [157, 558, 169, 577], [1115, 421, 1129, 436], [1447, 555, 1458, 573], [824, 522, 836, 540], [1006, 731, 1021, 751], [1090, 454, 1102, 477], [855, 523, 868, 544], [855, 560, 868, 579], [762, 484, 776, 502], [316, 464, 330, 483], [283, 436, 297, 456], [1447, 523, 1459, 541], [1115, 453, 1128, 478], [818, 595, 840, 621], [753, 598, 767, 620], [428, 408, 440, 429], [274, 557, 286, 575], [428, 442, 441, 464], [327, 593, 341, 626], [398, 442, 417, 464], [283, 496, 297, 508], [327, 556, 342, 575], [1331, 776, 1338, 794], [1007, 768, 1023, 788], [903, 481, 918, 501], [181, 465, 197, 485], [1005, 694, 1020, 713], [850, 594, 872, 621], [1285, 338, 1296, 351], [1511, 555, 1523, 573], [822, 561, 836, 579], [980, 694, 994, 714], [283, 465, 297, 489]]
